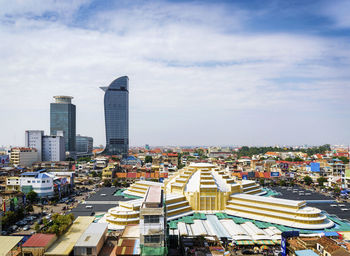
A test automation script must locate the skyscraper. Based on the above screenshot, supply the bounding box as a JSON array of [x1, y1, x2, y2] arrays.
[[100, 76, 129, 156], [50, 96, 76, 153]]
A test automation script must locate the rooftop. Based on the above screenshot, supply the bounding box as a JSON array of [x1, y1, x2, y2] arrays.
[[75, 223, 108, 247], [23, 234, 56, 247], [0, 236, 23, 255], [44, 216, 94, 256]]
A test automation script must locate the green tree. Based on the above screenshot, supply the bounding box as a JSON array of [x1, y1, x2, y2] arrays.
[[279, 180, 287, 186], [34, 222, 41, 233], [91, 171, 98, 177], [145, 155, 153, 163], [337, 156, 349, 164], [317, 177, 328, 187], [26, 204, 34, 212], [303, 176, 313, 186], [103, 180, 111, 187], [26, 191, 38, 204]]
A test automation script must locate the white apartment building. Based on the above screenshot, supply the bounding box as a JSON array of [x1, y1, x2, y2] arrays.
[[25, 130, 65, 162], [20, 171, 54, 198], [25, 130, 44, 161]]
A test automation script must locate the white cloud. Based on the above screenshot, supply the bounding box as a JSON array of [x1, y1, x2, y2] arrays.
[[0, 1, 350, 147]]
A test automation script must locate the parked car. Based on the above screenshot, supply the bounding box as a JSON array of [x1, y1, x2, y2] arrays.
[[23, 225, 30, 231]]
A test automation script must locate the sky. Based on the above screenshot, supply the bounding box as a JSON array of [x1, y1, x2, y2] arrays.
[[1, 0, 350, 147]]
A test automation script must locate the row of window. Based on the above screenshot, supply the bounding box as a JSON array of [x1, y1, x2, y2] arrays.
[[27, 179, 51, 184]]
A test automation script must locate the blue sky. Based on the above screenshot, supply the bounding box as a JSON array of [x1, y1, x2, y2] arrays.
[[0, 0, 349, 147]]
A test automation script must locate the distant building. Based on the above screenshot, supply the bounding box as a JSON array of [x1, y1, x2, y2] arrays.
[[6, 177, 20, 191], [76, 135, 93, 155], [25, 130, 65, 162], [10, 147, 39, 167], [50, 96, 76, 153], [42, 133, 65, 162], [100, 76, 129, 156], [25, 130, 44, 161]]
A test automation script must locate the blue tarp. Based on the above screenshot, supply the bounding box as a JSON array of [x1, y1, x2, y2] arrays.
[[295, 250, 319, 256], [310, 162, 320, 172], [323, 231, 339, 237]]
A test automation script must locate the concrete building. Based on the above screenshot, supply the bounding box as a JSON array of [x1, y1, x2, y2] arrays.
[[22, 234, 57, 256], [44, 217, 94, 256], [140, 186, 166, 252], [25, 130, 44, 161], [20, 171, 54, 198], [0, 236, 24, 256], [42, 133, 65, 161], [100, 76, 129, 156], [50, 95, 76, 153], [76, 135, 93, 155], [10, 147, 39, 167], [104, 163, 334, 230], [26, 130, 65, 161], [6, 176, 20, 191], [74, 223, 108, 256]]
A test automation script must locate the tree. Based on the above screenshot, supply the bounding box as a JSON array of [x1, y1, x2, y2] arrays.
[[303, 176, 313, 186], [145, 155, 153, 163], [27, 191, 38, 204], [334, 186, 341, 195], [34, 222, 41, 233], [26, 204, 34, 212], [279, 180, 287, 186], [317, 177, 328, 187], [103, 180, 111, 187], [91, 171, 98, 177], [337, 156, 349, 164]]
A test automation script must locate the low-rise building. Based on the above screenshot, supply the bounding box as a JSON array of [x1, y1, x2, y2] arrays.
[[22, 234, 57, 256], [20, 171, 54, 198], [0, 236, 24, 256], [6, 176, 20, 191], [74, 223, 108, 256], [10, 147, 39, 167]]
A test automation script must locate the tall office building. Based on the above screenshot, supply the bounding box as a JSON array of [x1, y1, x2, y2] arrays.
[[100, 76, 129, 156], [25, 130, 65, 161], [50, 96, 76, 153], [25, 130, 44, 161], [76, 135, 93, 154]]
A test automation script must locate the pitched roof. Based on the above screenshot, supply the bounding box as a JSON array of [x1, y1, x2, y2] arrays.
[[23, 234, 56, 247]]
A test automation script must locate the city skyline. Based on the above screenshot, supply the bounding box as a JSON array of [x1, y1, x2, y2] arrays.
[[1, 0, 350, 147]]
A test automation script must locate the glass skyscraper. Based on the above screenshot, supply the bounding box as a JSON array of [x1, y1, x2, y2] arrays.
[[100, 76, 129, 156], [50, 96, 76, 152]]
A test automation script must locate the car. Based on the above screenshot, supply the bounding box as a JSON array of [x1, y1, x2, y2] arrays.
[[1, 231, 8, 235], [17, 220, 27, 226], [23, 225, 30, 231], [242, 249, 254, 255]]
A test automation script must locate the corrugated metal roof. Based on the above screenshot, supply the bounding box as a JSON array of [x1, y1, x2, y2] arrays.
[[75, 223, 108, 247], [23, 234, 56, 247], [44, 216, 94, 256], [0, 236, 23, 255]]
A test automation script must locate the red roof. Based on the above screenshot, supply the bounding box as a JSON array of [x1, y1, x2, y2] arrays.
[[22, 234, 56, 247], [127, 172, 137, 178]]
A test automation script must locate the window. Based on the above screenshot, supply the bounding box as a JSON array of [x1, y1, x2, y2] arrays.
[[42, 180, 45, 183], [144, 215, 160, 223], [144, 235, 161, 243], [86, 248, 92, 255], [27, 180, 31, 183]]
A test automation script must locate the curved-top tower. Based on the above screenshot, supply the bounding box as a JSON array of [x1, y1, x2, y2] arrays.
[[100, 76, 129, 156]]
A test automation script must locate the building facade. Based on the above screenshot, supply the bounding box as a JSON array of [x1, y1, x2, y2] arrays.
[[100, 76, 129, 156], [76, 135, 93, 154], [25, 130, 44, 161], [10, 147, 39, 167], [25, 130, 65, 162], [20, 171, 54, 198], [50, 96, 76, 153], [42, 134, 65, 162]]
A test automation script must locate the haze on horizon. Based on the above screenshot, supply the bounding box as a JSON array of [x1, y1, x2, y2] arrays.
[[1, 0, 350, 147]]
